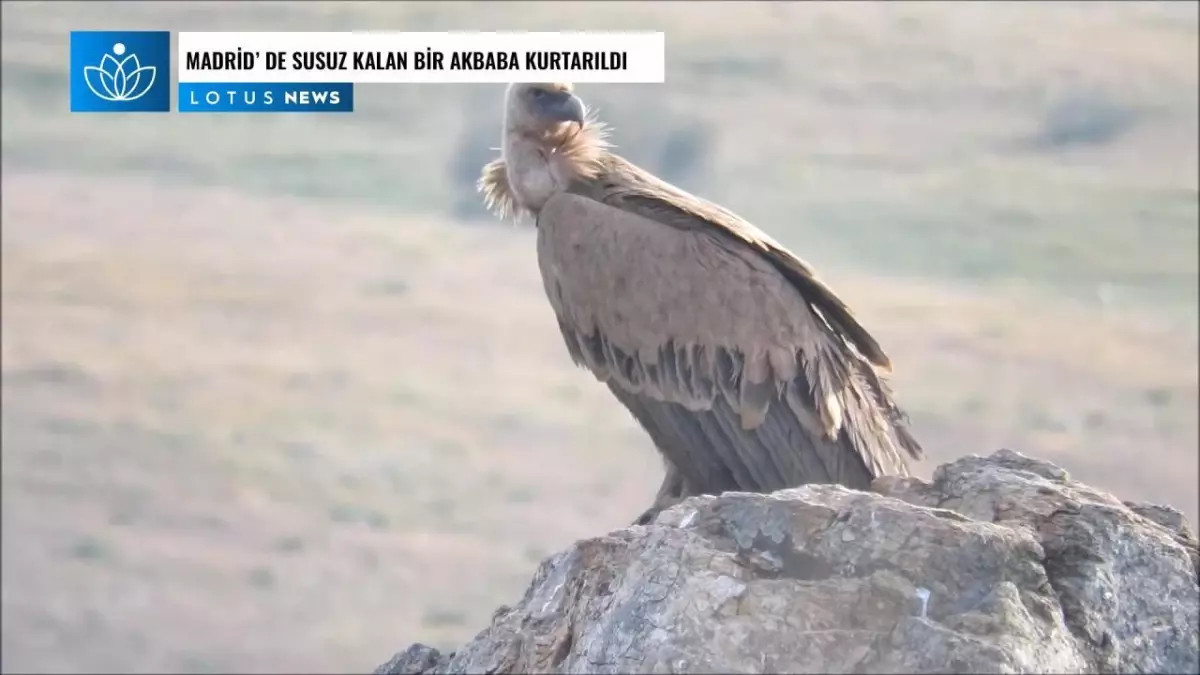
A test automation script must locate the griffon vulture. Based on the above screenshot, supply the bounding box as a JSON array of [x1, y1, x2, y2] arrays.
[[478, 82, 924, 524]]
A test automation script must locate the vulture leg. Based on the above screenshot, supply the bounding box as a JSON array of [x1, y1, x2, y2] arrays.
[[632, 460, 690, 526]]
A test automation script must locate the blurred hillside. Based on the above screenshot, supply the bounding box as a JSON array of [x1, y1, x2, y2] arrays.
[[2, 2, 1197, 674]]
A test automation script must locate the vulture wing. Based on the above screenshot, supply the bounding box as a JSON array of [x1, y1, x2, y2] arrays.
[[536, 159, 922, 496]]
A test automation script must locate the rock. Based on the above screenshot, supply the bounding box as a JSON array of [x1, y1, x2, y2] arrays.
[[374, 644, 445, 675], [376, 449, 1199, 674]]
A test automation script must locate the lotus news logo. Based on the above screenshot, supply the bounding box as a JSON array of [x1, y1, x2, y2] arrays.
[[70, 31, 171, 112], [84, 42, 156, 102]]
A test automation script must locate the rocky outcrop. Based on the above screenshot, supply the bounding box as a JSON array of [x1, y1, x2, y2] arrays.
[[377, 450, 1199, 674]]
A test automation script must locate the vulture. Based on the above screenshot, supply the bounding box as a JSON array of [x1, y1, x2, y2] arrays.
[[478, 82, 924, 525]]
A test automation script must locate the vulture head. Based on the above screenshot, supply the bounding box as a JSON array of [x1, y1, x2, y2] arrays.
[[485, 83, 610, 218], [504, 82, 587, 136]]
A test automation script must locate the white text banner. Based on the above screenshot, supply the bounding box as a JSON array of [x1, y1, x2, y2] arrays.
[[177, 32, 666, 84]]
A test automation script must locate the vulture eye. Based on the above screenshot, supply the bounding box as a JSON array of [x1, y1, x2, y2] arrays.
[[532, 89, 549, 100]]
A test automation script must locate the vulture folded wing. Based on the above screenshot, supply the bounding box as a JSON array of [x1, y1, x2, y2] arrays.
[[583, 157, 892, 372], [536, 191, 920, 495]]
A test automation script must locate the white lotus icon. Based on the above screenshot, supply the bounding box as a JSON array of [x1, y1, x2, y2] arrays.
[[83, 42, 156, 102]]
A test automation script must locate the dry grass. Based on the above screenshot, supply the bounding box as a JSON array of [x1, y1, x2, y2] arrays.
[[1, 1, 1197, 673], [1, 172, 667, 672]]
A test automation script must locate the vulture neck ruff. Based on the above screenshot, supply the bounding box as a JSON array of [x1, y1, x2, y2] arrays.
[[482, 119, 610, 220]]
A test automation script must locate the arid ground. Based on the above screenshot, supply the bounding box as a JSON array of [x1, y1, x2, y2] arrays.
[[2, 2, 1197, 673]]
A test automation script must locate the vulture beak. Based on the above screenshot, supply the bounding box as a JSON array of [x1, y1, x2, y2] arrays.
[[560, 93, 586, 125], [544, 91, 586, 126]]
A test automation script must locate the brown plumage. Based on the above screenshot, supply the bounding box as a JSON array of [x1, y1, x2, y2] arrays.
[[479, 83, 924, 524]]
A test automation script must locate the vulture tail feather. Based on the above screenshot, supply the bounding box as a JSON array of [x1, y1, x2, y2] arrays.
[[607, 383, 736, 493], [752, 405, 812, 487], [693, 409, 767, 492], [704, 400, 788, 491]]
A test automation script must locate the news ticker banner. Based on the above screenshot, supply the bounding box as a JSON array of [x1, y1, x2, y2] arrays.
[[69, 30, 666, 114]]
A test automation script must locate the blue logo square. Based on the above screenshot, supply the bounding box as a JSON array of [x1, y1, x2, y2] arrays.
[[70, 31, 171, 113]]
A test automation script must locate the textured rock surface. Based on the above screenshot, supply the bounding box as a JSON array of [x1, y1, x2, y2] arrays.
[[377, 450, 1199, 674]]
